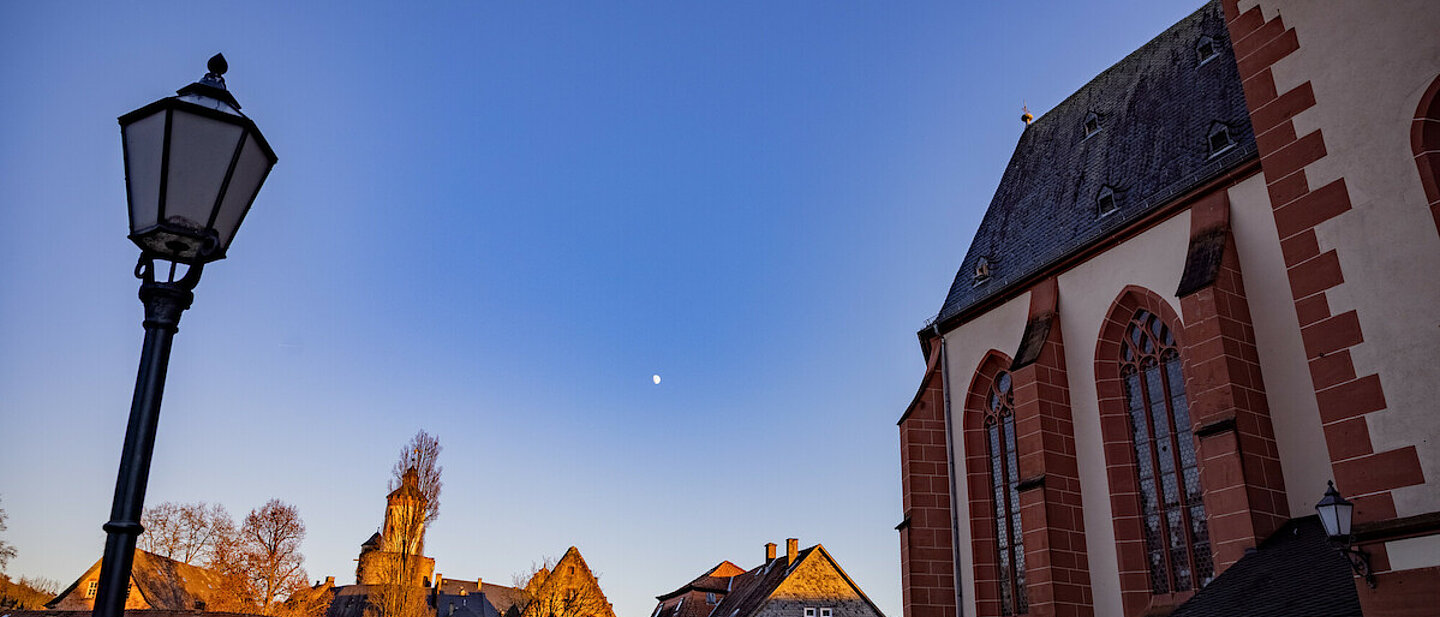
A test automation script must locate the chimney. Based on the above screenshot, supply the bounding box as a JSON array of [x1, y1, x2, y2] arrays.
[[477, 577, 483, 589], [436, 574, 444, 590], [765, 542, 777, 562], [786, 538, 798, 566]]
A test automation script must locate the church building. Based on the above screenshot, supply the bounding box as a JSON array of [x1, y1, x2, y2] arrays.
[[897, 1, 1440, 616]]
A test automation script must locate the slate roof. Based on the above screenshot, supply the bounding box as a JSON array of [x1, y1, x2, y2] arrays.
[[933, 0, 1257, 328], [435, 590, 504, 617], [1171, 516, 1362, 617]]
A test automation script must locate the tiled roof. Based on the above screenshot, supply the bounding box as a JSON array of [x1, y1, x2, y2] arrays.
[[657, 561, 747, 601], [47, 550, 229, 611], [933, 0, 1256, 328], [1171, 517, 1362, 617]]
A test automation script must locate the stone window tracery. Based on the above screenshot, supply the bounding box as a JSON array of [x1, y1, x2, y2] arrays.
[[984, 370, 1027, 616], [1119, 310, 1213, 593]]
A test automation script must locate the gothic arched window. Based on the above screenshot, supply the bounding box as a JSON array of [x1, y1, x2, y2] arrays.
[[1120, 310, 1213, 593], [985, 370, 1027, 615]]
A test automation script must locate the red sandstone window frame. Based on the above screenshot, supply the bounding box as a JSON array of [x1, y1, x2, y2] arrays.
[[1117, 309, 1213, 593], [963, 351, 1029, 617], [1094, 287, 1211, 617], [983, 370, 1027, 616], [1412, 74, 1440, 235]]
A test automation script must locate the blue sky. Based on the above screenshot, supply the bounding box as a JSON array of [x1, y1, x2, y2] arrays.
[[0, 3, 1201, 616]]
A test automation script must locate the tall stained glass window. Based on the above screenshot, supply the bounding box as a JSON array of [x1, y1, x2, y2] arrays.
[[985, 370, 1027, 615], [1120, 310, 1214, 593]]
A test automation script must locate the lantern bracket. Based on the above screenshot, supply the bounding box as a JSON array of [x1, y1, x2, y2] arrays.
[[1330, 543, 1377, 588]]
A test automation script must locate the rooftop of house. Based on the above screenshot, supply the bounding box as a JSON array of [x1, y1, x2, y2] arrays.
[[931, 0, 1256, 331], [46, 550, 228, 611], [656, 561, 748, 601], [655, 543, 884, 617], [1171, 516, 1362, 617]]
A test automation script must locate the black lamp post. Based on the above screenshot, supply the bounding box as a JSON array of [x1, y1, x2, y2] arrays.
[[92, 54, 276, 617], [1315, 481, 1376, 588]]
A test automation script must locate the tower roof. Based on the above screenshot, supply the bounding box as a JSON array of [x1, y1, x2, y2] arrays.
[[388, 466, 423, 501]]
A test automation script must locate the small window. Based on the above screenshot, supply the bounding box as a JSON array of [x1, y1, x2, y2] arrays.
[[1196, 36, 1218, 64], [973, 257, 992, 283], [86, 580, 99, 598], [1097, 186, 1118, 217], [820, 609, 832, 617], [1208, 123, 1235, 157], [1084, 112, 1101, 138], [707, 593, 716, 604], [804, 609, 816, 617]]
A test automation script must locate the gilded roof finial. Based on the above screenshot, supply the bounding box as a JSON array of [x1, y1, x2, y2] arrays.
[[1021, 103, 1033, 126]]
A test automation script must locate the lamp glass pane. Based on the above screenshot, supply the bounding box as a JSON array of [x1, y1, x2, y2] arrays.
[[163, 109, 245, 234], [213, 132, 273, 251], [122, 110, 167, 233], [1317, 504, 1339, 537], [1336, 501, 1353, 537]]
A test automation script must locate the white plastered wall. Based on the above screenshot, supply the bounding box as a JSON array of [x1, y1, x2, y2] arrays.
[[939, 292, 1030, 617], [1243, 0, 1440, 523], [1057, 211, 1190, 617], [1226, 173, 1333, 516]]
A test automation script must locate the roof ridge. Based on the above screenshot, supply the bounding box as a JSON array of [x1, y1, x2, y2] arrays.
[[1027, 1, 1217, 127]]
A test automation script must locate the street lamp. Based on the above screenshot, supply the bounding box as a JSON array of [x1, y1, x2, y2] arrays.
[[92, 54, 276, 617], [1315, 481, 1376, 588]]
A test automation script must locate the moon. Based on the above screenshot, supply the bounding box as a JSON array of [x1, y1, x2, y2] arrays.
[[652, 374, 662, 385]]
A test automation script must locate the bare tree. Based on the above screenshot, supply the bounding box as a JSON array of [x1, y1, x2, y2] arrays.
[[206, 529, 259, 613], [389, 430, 443, 532], [274, 577, 334, 617], [138, 501, 235, 565], [373, 431, 443, 617], [239, 500, 308, 613], [0, 496, 15, 573]]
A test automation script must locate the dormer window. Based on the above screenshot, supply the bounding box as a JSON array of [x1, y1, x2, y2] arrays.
[[973, 257, 992, 283], [1097, 186, 1119, 217], [1196, 36, 1218, 64], [1084, 112, 1101, 138], [1208, 122, 1235, 157]]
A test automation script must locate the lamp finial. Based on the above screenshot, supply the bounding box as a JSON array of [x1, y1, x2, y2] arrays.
[[203, 54, 228, 89]]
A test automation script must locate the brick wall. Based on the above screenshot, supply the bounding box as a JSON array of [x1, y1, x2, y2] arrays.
[[1009, 278, 1093, 617], [1219, 0, 1426, 528], [897, 342, 957, 617], [898, 341, 956, 617], [1175, 191, 1289, 572]]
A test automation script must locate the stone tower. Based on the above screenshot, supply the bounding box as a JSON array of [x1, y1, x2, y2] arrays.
[[356, 467, 435, 586], [382, 467, 425, 555]]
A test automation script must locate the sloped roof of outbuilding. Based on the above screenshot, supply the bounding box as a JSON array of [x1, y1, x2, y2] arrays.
[[46, 549, 228, 611], [1170, 516, 1362, 617], [933, 0, 1256, 329]]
